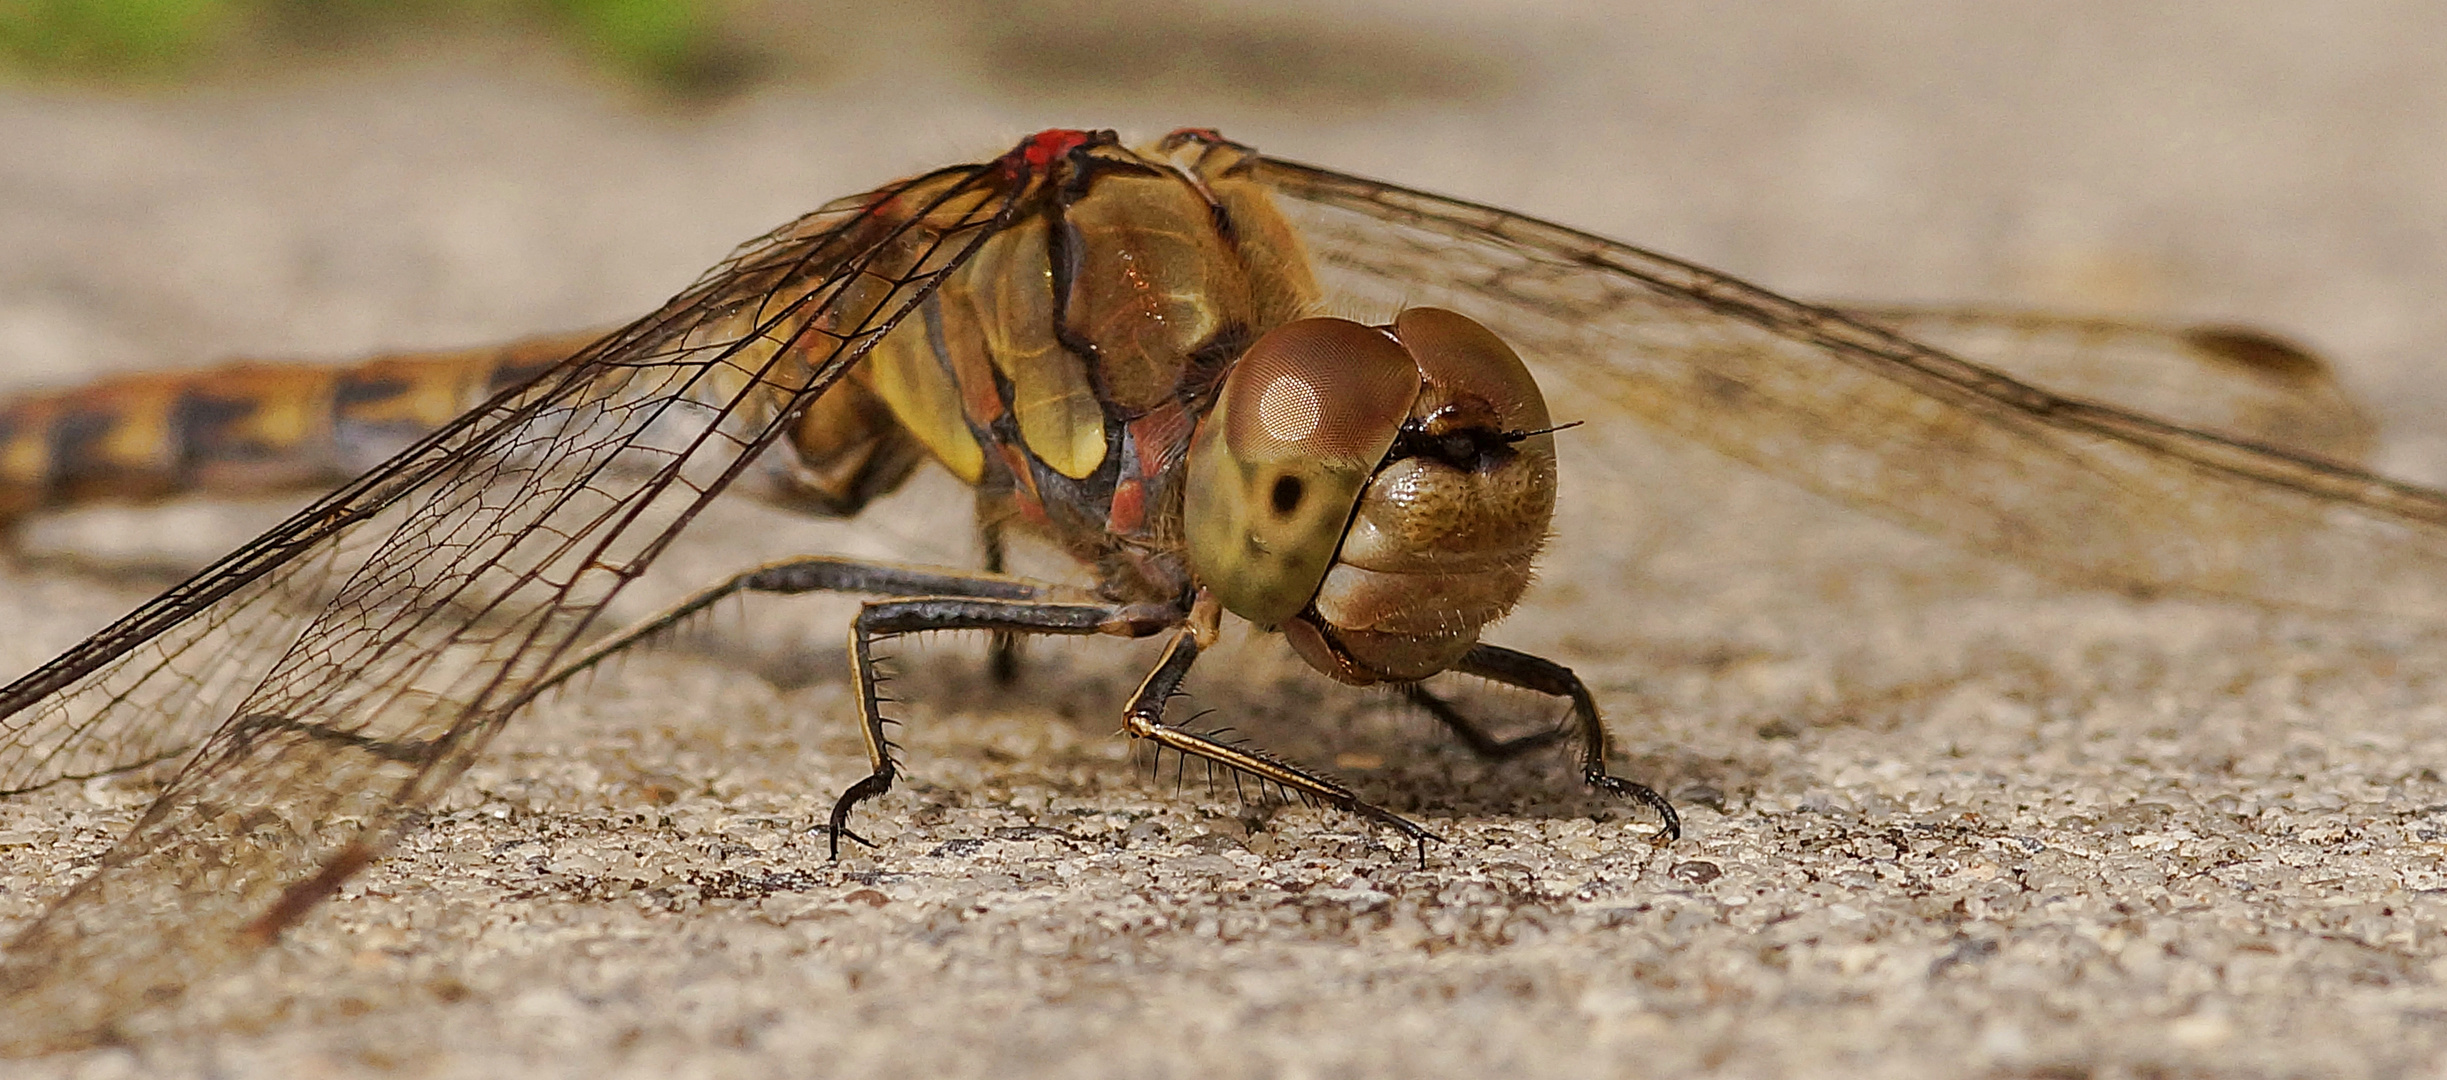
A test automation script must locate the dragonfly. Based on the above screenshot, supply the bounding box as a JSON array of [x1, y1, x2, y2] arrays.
[[0, 127, 2433, 1054]]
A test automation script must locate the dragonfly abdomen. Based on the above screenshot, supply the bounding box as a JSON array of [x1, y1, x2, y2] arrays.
[[0, 331, 592, 521]]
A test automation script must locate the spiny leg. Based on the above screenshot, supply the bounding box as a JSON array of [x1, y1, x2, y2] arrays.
[[1122, 631, 1441, 865], [1446, 644, 1680, 842], [533, 554, 1077, 698], [830, 595, 1182, 857]]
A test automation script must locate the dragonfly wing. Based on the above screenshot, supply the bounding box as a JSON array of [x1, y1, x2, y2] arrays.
[[0, 544, 343, 797], [1837, 306, 2376, 467], [1256, 155, 2447, 620], [0, 152, 1030, 1053]]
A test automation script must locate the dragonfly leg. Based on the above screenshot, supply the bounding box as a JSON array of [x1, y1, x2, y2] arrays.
[[533, 555, 1077, 699], [1449, 645, 1680, 843], [832, 594, 1181, 857], [979, 520, 1022, 685], [1122, 631, 1442, 866], [1400, 683, 1570, 761]]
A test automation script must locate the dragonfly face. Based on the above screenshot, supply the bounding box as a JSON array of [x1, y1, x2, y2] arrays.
[[1186, 307, 1559, 685]]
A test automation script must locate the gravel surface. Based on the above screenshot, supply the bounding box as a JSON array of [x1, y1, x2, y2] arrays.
[[5, 3, 2447, 1077]]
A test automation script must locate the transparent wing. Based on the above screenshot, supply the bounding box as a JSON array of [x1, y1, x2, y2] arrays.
[[0, 150, 1030, 1052], [1837, 306, 2376, 467], [1256, 154, 2447, 620]]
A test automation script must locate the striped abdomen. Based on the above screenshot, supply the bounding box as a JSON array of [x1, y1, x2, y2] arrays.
[[0, 332, 593, 522]]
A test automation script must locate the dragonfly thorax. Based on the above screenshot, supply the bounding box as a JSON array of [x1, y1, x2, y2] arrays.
[[1185, 308, 1558, 686]]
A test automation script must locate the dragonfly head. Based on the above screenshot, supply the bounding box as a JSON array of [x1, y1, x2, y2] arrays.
[[1184, 308, 1558, 685]]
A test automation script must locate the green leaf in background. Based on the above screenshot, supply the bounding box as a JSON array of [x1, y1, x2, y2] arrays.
[[549, 0, 706, 80], [0, 0, 240, 75], [0, 0, 739, 89]]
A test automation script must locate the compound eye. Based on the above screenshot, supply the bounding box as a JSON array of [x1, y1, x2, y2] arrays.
[[1184, 318, 1421, 627], [1393, 307, 1551, 435]]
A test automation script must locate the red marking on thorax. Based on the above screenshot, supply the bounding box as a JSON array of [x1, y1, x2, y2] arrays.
[[997, 443, 1051, 528], [1002, 129, 1099, 182], [1104, 404, 1193, 539], [1128, 401, 1192, 475], [1106, 478, 1147, 537]]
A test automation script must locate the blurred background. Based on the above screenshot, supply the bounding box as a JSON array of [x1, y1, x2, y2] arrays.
[[3, 0, 740, 87]]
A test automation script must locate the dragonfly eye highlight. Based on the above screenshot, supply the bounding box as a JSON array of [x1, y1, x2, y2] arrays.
[[1184, 317, 1420, 628]]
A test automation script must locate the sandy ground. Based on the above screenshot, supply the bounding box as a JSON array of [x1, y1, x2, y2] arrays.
[[5, 1, 2447, 1076]]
